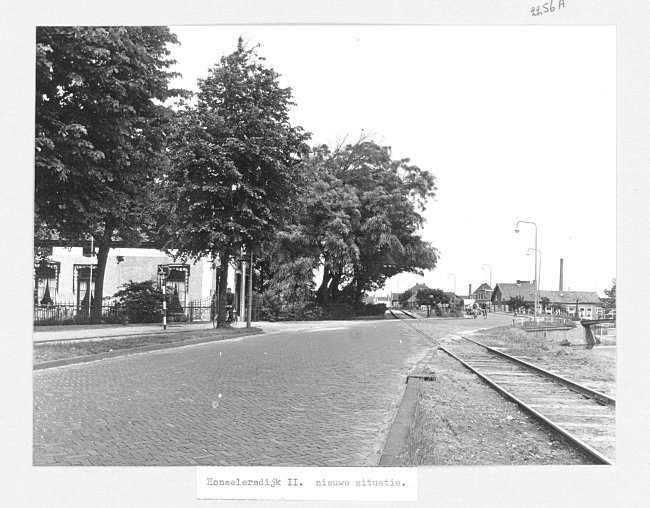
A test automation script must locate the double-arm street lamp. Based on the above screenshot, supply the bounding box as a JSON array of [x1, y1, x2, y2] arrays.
[[481, 264, 492, 287], [515, 221, 538, 320]]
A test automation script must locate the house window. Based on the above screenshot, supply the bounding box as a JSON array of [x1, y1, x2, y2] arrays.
[[34, 261, 60, 304], [158, 265, 190, 308], [73, 265, 97, 308]]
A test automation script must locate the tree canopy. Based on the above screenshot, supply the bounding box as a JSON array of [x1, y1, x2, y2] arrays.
[[35, 26, 186, 321], [507, 295, 529, 312], [603, 278, 616, 308], [267, 135, 439, 308], [398, 290, 413, 307], [164, 38, 311, 326], [416, 288, 449, 307]]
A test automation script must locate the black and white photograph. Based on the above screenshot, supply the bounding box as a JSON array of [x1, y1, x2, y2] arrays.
[[3, 1, 650, 507]]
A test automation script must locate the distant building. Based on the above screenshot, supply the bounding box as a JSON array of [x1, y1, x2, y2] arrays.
[[364, 294, 391, 307], [491, 280, 601, 317], [393, 283, 432, 309], [472, 283, 493, 308]]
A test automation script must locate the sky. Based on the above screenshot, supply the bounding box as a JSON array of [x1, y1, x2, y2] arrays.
[[166, 25, 616, 297]]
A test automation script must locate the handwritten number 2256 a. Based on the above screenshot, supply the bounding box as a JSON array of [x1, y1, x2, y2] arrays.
[[531, 0, 564, 16]]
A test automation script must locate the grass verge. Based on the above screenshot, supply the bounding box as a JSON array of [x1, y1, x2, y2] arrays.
[[34, 327, 262, 364]]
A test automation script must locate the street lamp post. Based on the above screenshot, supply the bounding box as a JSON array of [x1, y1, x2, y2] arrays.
[[515, 221, 538, 320], [527, 248, 542, 291], [481, 264, 492, 287]]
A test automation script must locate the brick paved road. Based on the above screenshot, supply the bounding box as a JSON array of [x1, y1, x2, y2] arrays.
[[34, 319, 435, 466]]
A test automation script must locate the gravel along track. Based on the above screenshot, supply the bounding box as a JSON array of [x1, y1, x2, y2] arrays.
[[390, 310, 616, 465], [433, 332, 615, 463], [408, 351, 593, 466]]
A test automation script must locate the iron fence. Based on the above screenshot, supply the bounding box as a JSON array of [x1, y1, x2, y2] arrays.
[[187, 294, 264, 323], [33, 301, 190, 326], [188, 296, 214, 322]]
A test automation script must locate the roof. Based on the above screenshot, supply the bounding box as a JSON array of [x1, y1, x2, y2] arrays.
[[407, 283, 431, 293], [474, 283, 492, 292], [493, 282, 537, 301], [538, 290, 601, 304], [493, 283, 601, 304]]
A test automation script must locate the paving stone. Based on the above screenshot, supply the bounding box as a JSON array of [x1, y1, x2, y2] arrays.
[[33, 320, 436, 466]]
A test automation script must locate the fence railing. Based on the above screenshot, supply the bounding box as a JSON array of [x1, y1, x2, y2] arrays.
[[512, 316, 576, 327], [33, 301, 190, 326], [595, 308, 616, 320], [188, 296, 214, 322]]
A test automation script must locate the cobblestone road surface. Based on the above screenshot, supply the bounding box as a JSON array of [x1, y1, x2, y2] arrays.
[[34, 319, 436, 466]]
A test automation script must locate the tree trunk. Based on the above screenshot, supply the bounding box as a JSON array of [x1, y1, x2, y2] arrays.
[[216, 251, 231, 328], [316, 268, 332, 306], [329, 272, 343, 303], [90, 232, 112, 324]]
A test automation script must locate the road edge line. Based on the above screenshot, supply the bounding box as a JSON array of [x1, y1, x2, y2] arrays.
[[33, 329, 264, 371]]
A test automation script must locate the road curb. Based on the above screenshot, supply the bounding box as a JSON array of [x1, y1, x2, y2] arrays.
[[34, 323, 221, 344], [34, 328, 264, 371], [379, 347, 438, 466]]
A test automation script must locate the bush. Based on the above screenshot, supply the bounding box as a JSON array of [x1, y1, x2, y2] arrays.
[[356, 303, 387, 316], [321, 303, 354, 320], [258, 291, 283, 321], [110, 280, 165, 324], [302, 305, 323, 320]]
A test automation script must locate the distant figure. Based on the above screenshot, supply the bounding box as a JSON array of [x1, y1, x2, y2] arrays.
[[482, 304, 488, 319], [226, 287, 234, 322]]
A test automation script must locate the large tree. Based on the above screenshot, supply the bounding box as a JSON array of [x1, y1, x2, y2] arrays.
[[293, 136, 439, 307], [416, 288, 449, 316], [35, 26, 185, 321], [165, 38, 311, 327]]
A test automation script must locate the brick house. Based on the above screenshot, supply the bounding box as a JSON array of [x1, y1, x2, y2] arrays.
[[471, 283, 493, 308], [490, 281, 536, 312]]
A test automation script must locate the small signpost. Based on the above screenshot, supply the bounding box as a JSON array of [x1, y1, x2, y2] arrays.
[[158, 265, 170, 330], [83, 237, 95, 320]]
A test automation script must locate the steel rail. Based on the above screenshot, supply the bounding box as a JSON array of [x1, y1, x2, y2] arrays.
[[390, 312, 614, 465], [396, 317, 616, 406], [463, 336, 616, 407]]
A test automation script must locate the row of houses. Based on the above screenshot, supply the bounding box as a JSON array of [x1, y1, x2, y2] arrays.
[[371, 280, 603, 318], [35, 242, 605, 320]]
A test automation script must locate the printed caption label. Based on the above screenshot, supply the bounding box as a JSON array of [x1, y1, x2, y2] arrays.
[[196, 466, 418, 501]]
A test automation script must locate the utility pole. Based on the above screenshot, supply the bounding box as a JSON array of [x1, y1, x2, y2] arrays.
[[247, 250, 253, 327]]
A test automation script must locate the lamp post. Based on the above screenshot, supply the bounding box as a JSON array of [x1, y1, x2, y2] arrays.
[[515, 221, 538, 319], [527, 248, 542, 291], [448, 273, 456, 294], [481, 264, 492, 287]]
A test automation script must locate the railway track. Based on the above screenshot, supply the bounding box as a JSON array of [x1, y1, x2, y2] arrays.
[[389, 309, 615, 465]]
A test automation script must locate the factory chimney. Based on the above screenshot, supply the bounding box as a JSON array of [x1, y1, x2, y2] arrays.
[[559, 258, 564, 291], [469, 284, 472, 296]]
